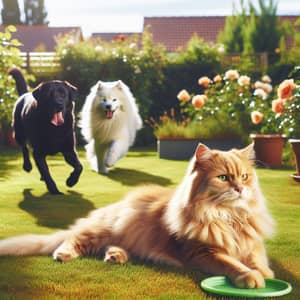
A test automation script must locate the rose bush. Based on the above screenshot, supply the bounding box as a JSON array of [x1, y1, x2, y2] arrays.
[[177, 69, 279, 137], [150, 68, 300, 143], [270, 70, 300, 138]]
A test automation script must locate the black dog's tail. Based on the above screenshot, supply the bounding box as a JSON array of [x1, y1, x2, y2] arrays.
[[8, 67, 28, 96]]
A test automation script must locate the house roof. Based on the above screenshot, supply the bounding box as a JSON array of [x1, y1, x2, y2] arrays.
[[144, 15, 300, 52], [91, 32, 140, 42], [144, 16, 226, 52], [0, 25, 83, 52]]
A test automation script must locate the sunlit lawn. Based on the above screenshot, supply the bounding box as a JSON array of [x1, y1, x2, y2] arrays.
[[0, 147, 299, 300]]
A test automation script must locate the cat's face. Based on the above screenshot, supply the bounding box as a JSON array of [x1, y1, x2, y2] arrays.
[[191, 144, 256, 207]]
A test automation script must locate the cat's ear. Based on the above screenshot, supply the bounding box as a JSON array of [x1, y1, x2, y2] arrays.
[[240, 143, 256, 161], [195, 143, 211, 162]]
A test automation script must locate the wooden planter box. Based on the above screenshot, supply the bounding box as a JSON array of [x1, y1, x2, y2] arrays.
[[157, 138, 242, 160]]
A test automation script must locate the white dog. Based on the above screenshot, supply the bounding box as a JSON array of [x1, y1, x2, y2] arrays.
[[80, 80, 142, 174]]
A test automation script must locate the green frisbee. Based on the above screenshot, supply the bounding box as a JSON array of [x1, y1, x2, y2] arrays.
[[200, 276, 292, 298]]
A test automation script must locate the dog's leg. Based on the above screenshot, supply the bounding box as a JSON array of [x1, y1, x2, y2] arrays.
[[63, 151, 83, 187], [21, 145, 32, 172], [13, 115, 32, 172], [105, 139, 129, 167], [33, 151, 61, 195], [94, 142, 110, 174]]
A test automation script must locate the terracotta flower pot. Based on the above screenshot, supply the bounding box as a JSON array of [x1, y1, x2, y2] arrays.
[[289, 139, 300, 182], [250, 134, 286, 168]]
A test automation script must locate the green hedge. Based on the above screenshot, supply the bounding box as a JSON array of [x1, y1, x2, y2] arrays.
[[53, 32, 222, 144]]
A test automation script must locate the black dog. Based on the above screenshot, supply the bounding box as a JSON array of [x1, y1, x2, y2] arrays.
[[9, 68, 83, 194]]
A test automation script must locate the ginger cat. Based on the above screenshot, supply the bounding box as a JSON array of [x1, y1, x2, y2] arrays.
[[0, 144, 274, 288]]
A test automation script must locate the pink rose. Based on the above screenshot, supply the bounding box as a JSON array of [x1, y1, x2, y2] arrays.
[[224, 69, 240, 80], [262, 75, 272, 83], [192, 95, 207, 108], [238, 75, 251, 86], [198, 76, 211, 88], [272, 99, 284, 114], [277, 79, 296, 100], [251, 111, 264, 125], [213, 74, 222, 83], [177, 89, 191, 102]]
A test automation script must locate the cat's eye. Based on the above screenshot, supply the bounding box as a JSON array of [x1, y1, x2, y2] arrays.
[[103, 98, 107, 102], [241, 173, 248, 181], [218, 175, 230, 182], [113, 98, 117, 102]]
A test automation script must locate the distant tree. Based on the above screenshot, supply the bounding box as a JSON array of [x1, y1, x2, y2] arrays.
[[24, 0, 48, 25], [1, 0, 22, 25], [218, 0, 281, 55], [218, 0, 248, 53], [243, 0, 281, 54], [280, 17, 300, 64]]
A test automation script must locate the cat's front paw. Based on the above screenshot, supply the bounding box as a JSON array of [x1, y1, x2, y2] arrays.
[[53, 245, 79, 262], [257, 266, 274, 278], [235, 270, 265, 288], [53, 250, 74, 262], [104, 246, 128, 264]]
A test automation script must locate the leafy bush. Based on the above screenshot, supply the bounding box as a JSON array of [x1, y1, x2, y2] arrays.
[[57, 30, 167, 120], [56, 32, 222, 145], [0, 25, 23, 132], [156, 36, 222, 116], [148, 109, 244, 141]]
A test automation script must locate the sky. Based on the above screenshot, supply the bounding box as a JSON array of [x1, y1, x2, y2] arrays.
[[2, 0, 300, 37]]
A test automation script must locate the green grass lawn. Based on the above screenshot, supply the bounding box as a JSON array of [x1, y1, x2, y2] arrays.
[[0, 147, 299, 300]]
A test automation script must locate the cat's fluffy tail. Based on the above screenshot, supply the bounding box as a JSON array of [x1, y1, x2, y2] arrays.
[[0, 230, 69, 256]]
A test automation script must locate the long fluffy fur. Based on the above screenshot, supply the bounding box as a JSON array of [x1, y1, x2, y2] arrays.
[[79, 80, 142, 173], [0, 144, 274, 288], [0, 231, 69, 256]]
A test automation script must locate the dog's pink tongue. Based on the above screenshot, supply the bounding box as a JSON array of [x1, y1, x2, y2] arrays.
[[51, 112, 64, 126], [106, 111, 113, 119]]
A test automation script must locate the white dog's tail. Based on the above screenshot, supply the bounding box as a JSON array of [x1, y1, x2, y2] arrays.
[[0, 230, 69, 256]]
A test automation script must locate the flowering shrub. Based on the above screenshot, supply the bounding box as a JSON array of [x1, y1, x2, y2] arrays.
[[177, 69, 280, 138], [270, 68, 300, 138], [0, 26, 23, 132]]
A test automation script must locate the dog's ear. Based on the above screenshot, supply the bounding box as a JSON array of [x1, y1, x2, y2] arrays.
[[116, 80, 123, 91], [64, 81, 78, 101], [96, 81, 103, 92], [32, 82, 44, 101]]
